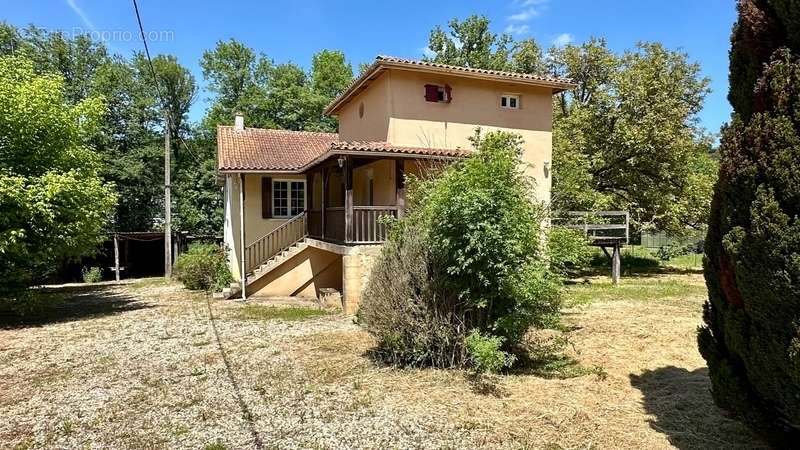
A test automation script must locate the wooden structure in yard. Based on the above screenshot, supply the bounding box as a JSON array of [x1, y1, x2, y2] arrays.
[[556, 211, 629, 284]]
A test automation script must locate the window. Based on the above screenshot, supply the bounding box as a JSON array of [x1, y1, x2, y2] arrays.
[[501, 94, 521, 109], [272, 180, 305, 217], [424, 84, 452, 103]]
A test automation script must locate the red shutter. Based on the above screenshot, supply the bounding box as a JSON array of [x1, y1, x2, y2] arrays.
[[424, 84, 439, 102], [444, 84, 452, 103], [261, 177, 272, 218]]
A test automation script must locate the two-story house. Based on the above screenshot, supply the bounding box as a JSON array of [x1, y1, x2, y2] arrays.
[[217, 56, 574, 311]]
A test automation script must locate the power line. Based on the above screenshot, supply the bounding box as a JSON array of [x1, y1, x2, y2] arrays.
[[131, 0, 199, 160], [131, 0, 165, 109]]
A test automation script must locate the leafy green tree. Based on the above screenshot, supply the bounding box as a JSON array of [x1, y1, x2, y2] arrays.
[[135, 54, 197, 153], [550, 40, 715, 234], [699, 0, 800, 443], [0, 55, 116, 295], [511, 38, 545, 74], [311, 49, 352, 99], [200, 39, 271, 130], [426, 15, 514, 70], [201, 39, 352, 132], [425, 17, 718, 235]]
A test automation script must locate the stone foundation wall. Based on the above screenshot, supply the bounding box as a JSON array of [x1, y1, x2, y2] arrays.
[[341, 245, 382, 314]]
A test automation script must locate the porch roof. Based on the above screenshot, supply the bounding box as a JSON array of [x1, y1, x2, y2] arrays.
[[217, 125, 468, 173]]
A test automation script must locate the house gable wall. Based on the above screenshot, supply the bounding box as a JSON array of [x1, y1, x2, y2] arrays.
[[335, 68, 554, 203]]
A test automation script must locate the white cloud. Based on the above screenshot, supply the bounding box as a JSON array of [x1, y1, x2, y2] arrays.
[[505, 24, 531, 36], [420, 46, 436, 58], [508, 8, 539, 22], [516, 0, 548, 6], [552, 33, 574, 47], [65, 0, 97, 32]]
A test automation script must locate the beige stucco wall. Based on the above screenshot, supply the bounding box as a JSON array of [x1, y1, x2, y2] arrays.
[[243, 173, 305, 245], [352, 159, 396, 206], [336, 69, 554, 204], [225, 173, 306, 282], [249, 246, 342, 298], [338, 72, 391, 142]]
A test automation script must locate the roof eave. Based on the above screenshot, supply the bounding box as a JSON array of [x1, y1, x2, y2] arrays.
[[324, 60, 577, 116]]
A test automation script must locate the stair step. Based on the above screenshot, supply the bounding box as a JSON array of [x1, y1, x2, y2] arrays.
[[245, 240, 310, 286]]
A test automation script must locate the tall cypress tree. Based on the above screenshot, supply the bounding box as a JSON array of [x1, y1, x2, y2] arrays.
[[699, 0, 800, 443]]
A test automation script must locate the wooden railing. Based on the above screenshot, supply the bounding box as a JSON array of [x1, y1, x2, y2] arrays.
[[243, 211, 306, 274], [553, 210, 629, 244], [325, 207, 345, 242], [353, 206, 397, 243]]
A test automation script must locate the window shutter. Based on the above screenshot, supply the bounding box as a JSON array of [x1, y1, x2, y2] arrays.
[[261, 177, 272, 218], [424, 84, 439, 102], [444, 84, 452, 102]]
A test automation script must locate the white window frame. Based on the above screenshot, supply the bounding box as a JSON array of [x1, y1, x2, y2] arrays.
[[272, 179, 306, 219], [501, 94, 521, 109]]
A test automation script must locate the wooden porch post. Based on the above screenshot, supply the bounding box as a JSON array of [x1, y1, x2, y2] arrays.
[[305, 171, 313, 236], [321, 167, 327, 239], [344, 156, 354, 243], [395, 159, 406, 219]]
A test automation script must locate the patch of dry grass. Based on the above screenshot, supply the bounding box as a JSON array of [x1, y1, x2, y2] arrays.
[[0, 274, 767, 449]]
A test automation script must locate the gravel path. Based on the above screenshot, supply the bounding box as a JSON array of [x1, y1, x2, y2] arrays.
[[0, 276, 766, 449]]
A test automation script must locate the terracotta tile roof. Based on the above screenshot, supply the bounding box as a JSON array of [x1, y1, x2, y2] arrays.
[[375, 55, 573, 85], [325, 55, 576, 115], [217, 126, 337, 171], [329, 141, 470, 158], [217, 126, 468, 172]]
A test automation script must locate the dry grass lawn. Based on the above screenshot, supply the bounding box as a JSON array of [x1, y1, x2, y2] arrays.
[[0, 274, 766, 449]]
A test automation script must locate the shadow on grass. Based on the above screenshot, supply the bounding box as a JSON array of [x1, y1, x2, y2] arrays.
[[630, 366, 767, 449], [0, 284, 151, 329], [580, 265, 703, 278]]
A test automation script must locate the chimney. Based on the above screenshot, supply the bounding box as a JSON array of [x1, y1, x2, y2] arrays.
[[234, 113, 244, 131]]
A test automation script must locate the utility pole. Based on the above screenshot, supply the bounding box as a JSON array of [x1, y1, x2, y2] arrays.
[[164, 111, 172, 278]]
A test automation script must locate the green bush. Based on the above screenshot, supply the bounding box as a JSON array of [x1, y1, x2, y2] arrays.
[[81, 267, 103, 283], [546, 227, 593, 275], [174, 243, 233, 292], [465, 330, 516, 374], [358, 220, 466, 367], [360, 131, 562, 370], [699, 2, 800, 442]]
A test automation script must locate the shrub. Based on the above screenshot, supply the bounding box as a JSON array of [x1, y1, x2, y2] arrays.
[[358, 220, 467, 367], [699, 2, 800, 442], [546, 227, 593, 275], [81, 267, 103, 283], [174, 243, 233, 292], [465, 330, 516, 374], [360, 131, 562, 370]]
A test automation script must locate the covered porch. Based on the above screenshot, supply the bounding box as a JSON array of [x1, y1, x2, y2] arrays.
[[306, 156, 414, 245]]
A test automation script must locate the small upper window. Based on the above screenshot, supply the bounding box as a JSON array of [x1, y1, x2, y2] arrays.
[[424, 84, 452, 103], [501, 94, 520, 109]]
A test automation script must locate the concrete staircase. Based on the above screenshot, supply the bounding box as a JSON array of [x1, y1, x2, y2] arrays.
[[246, 240, 308, 285], [212, 239, 309, 300], [213, 212, 308, 300]]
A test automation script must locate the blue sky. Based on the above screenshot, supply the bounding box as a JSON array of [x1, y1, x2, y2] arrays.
[[3, 0, 736, 135]]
